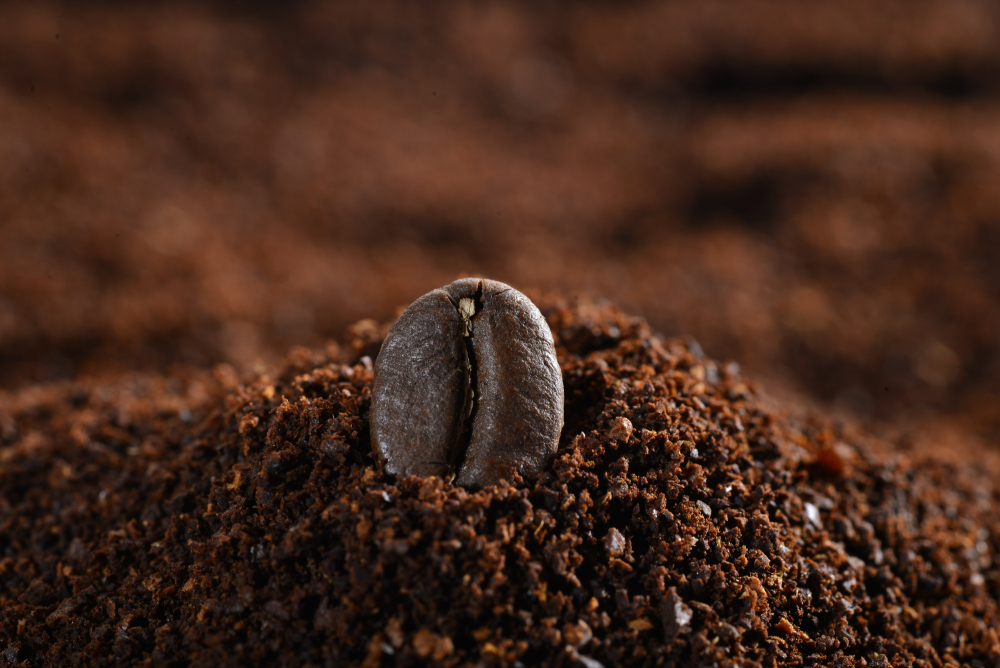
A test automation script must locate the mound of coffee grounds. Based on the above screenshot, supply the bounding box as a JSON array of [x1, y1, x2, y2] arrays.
[[2, 296, 1000, 667]]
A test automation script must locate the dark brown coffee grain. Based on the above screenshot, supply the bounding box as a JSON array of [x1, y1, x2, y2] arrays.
[[371, 279, 564, 487], [2, 296, 1000, 667]]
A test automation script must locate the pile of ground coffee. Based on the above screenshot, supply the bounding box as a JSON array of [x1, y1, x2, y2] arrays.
[[2, 296, 999, 667]]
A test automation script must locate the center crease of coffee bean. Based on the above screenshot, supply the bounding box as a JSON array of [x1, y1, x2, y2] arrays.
[[450, 284, 484, 479]]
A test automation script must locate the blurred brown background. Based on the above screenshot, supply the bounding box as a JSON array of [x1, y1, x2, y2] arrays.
[[1, 1, 999, 444]]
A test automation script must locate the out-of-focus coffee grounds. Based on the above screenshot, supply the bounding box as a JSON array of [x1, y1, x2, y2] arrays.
[[3, 297, 1000, 667], [1, 2, 1000, 446]]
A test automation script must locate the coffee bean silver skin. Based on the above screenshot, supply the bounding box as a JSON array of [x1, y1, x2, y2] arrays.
[[371, 278, 564, 487]]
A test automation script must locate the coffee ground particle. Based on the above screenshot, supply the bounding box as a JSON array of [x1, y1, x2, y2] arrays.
[[2, 296, 1000, 667]]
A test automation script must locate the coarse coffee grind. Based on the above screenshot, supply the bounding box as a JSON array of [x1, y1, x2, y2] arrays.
[[2, 294, 1000, 667]]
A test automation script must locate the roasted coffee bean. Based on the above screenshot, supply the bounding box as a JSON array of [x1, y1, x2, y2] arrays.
[[371, 278, 564, 487]]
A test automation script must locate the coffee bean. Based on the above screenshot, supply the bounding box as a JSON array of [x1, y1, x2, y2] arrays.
[[371, 278, 564, 487]]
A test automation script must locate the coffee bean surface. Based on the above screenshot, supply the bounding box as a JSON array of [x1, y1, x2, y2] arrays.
[[371, 278, 564, 487]]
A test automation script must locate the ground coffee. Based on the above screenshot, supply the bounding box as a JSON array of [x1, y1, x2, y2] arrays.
[[2, 295, 999, 667]]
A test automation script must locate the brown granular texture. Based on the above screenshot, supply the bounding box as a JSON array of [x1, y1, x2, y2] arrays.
[[3, 297, 1000, 667]]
